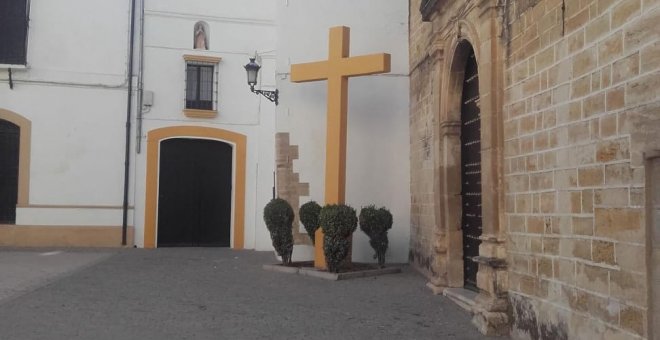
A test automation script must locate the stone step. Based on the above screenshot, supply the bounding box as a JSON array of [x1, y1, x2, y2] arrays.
[[443, 287, 478, 313]]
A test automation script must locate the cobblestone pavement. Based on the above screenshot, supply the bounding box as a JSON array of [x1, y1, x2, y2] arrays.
[[0, 248, 501, 339]]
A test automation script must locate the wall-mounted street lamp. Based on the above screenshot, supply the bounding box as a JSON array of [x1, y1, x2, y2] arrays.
[[244, 57, 278, 105]]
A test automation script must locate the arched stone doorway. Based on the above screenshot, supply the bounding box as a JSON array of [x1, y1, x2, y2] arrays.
[[436, 36, 509, 334], [438, 39, 485, 290]]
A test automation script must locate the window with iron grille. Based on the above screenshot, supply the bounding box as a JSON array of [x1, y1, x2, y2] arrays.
[[0, 0, 30, 65], [185, 62, 217, 111]]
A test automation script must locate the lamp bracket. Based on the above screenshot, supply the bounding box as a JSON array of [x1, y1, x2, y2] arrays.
[[250, 86, 279, 105]]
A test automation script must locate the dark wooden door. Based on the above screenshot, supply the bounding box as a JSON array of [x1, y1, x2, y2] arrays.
[[157, 138, 232, 247], [460, 47, 483, 291], [0, 119, 19, 224]]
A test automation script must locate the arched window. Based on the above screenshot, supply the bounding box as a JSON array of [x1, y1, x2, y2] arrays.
[[193, 21, 209, 50]]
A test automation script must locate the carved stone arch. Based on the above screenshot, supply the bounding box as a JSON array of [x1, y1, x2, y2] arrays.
[[434, 37, 482, 289], [442, 18, 483, 121]]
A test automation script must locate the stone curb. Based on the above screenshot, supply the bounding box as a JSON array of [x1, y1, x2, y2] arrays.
[[262, 263, 402, 281], [262, 264, 300, 274]]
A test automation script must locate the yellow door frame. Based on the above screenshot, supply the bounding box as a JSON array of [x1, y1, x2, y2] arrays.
[[143, 126, 246, 249]]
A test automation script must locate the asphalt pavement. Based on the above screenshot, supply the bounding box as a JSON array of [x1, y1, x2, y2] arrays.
[[0, 248, 497, 339]]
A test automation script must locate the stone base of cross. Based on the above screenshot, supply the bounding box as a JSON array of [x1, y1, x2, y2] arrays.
[[290, 26, 391, 269]]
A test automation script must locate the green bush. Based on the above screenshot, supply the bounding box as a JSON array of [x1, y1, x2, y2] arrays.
[[359, 206, 393, 267], [323, 235, 350, 271], [319, 204, 357, 272], [299, 201, 321, 244], [263, 198, 294, 265]]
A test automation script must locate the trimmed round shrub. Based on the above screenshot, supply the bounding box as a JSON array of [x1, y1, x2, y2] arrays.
[[299, 201, 322, 244], [319, 204, 357, 238], [323, 235, 350, 272], [263, 198, 294, 265], [359, 206, 393, 267], [319, 204, 357, 272]]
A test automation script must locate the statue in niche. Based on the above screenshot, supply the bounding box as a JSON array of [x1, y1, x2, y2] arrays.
[[194, 22, 208, 50]]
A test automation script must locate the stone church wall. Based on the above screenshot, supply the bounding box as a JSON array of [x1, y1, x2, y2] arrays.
[[505, 0, 658, 338], [409, 0, 660, 337]]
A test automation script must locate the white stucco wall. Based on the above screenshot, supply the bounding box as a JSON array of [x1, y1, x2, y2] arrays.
[[132, 0, 278, 249], [276, 0, 411, 263], [0, 0, 131, 225], [1, 0, 409, 259]]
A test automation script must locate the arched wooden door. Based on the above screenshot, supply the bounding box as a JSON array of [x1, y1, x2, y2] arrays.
[[157, 138, 233, 247], [0, 119, 20, 224], [460, 45, 483, 290]]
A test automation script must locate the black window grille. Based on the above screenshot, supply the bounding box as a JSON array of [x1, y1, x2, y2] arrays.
[[0, 0, 30, 65], [185, 63, 215, 110]]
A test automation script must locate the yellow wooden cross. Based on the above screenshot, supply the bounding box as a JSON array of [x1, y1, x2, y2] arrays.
[[290, 26, 391, 268]]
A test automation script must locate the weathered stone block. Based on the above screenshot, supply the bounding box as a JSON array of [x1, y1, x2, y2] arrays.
[[554, 258, 576, 285], [594, 208, 643, 241], [614, 243, 646, 273], [572, 216, 594, 235], [612, 52, 640, 85], [596, 138, 630, 162], [543, 237, 560, 255], [598, 31, 624, 65], [610, 270, 647, 307], [624, 4, 659, 54], [626, 70, 660, 106], [640, 40, 660, 72], [572, 49, 597, 77], [583, 92, 605, 117], [578, 166, 604, 187], [566, 8, 589, 33], [575, 262, 609, 295], [619, 304, 646, 337], [613, 0, 642, 28], [592, 240, 616, 265], [585, 13, 610, 42], [537, 256, 553, 278], [605, 163, 633, 185], [582, 189, 594, 214], [594, 188, 629, 206]]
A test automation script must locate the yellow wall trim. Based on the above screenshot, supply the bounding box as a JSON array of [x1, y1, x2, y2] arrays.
[[183, 55, 222, 63], [0, 225, 134, 247], [183, 109, 218, 119], [144, 126, 246, 249], [0, 109, 31, 206]]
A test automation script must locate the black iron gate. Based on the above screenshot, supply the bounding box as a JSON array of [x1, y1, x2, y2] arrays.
[[0, 119, 20, 224], [157, 138, 232, 247], [460, 47, 483, 291]]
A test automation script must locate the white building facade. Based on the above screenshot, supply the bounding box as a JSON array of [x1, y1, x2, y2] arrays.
[[0, 0, 410, 263]]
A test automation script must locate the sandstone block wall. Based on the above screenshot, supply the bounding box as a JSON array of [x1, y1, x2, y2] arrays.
[[409, 0, 660, 338], [409, 0, 441, 279], [505, 0, 658, 338], [275, 133, 312, 245]]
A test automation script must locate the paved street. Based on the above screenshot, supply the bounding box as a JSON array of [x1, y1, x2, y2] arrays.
[[0, 248, 497, 339]]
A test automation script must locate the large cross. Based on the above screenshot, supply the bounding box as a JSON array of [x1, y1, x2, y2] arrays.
[[290, 26, 391, 268]]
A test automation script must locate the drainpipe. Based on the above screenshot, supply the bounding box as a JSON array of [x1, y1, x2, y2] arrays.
[[136, 0, 145, 154], [122, 0, 138, 246]]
